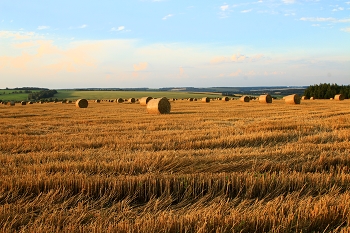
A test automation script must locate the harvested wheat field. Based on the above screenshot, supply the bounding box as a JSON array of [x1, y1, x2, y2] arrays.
[[0, 99, 350, 232]]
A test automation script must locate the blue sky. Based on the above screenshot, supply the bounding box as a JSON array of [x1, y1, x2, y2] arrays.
[[0, 0, 349, 88]]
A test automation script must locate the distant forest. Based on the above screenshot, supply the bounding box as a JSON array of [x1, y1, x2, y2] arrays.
[[304, 83, 350, 99], [28, 90, 58, 100]]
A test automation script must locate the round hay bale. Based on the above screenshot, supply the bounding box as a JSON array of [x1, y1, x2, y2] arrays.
[[128, 98, 136, 103], [95, 99, 101, 103], [310, 97, 314, 100], [194, 98, 197, 101], [115, 98, 124, 103], [140, 96, 153, 106], [76, 99, 88, 108], [21, 101, 27, 105], [66, 100, 72, 104], [222, 96, 229, 101], [28, 101, 33, 104], [259, 94, 272, 104], [239, 96, 250, 102], [8, 101, 15, 106], [147, 97, 171, 114], [301, 96, 308, 100], [284, 94, 300, 104], [330, 98, 333, 100], [334, 94, 344, 101], [202, 97, 210, 103], [188, 98, 193, 102]]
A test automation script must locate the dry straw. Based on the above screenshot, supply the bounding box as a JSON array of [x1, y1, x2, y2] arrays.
[[75, 99, 88, 108], [128, 98, 136, 103], [147, 97, 171, 114], [8, 101, 15, 106], [259, 94, 272, 104], [115, 98, 124, 103], [140, 97, 153, 106], [239, 96, 250, 102], [202, 97, 210, 103], [334, 94, 344, 101], [222, 96, 229, 101], [284, 94, 301, 104]]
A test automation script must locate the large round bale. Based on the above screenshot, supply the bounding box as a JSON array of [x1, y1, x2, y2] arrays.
[[188, 98, 193, 102], [95, 99, 101, 103], [115, 98, 124, 103], [140, 96, 153, 106], [8, 101, 15, 106], [222, 96, 229, 101], [147, 97, 171, 114], [259, 94, 272, 104], [75, 99, 88, 108], [334, 94, 344, 101], [239, 96, 250, 102], [21, 101, 27, 105], [202, 97, 210, 103], [310, 97, 315, 100], [128, 98, 136, 103], [301, 96, 308, 100], [284, 94, 300, 104]]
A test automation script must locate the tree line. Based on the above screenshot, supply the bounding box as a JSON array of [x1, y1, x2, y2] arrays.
[[28, 90, 58, 100], [304, 83, 350, 99]]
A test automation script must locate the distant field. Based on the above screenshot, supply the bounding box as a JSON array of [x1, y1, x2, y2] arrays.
[[0, 99, 349, 232], [0, 90, 42, 102], [0, 90, 225, 101], [54, 90, 225, 100]]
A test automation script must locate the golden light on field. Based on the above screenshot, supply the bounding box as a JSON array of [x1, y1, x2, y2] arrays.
[[0, 99, 350, 232]]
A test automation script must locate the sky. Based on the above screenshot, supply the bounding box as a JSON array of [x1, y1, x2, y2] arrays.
[[0, 0, 349, 89]]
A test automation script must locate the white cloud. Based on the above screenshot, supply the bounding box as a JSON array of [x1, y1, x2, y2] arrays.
[[282, 0, 295, 4], [300, 17, 350, 23], [341, 27, 350, 32], [79, 24, 88, 29], [162, 14, 174, 20], [220, 5, 229, 11], [37, 26, 50, 30], [111, 26, 125, 31], [241, 9, 252, 13], [332, 7, 344, 11]]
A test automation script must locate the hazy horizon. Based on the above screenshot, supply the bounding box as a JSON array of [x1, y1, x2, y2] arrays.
[[1, 0, 349, 89]]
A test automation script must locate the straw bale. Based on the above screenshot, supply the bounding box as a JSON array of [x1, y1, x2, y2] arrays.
[[188, 98, 193, 101], [75, 99, 88, 108], [21, 101, 27, 105], [222, 96, 229, 101], [147, 97, 171, 114], [202, 97, 210, 103], [310, 97, 314, 100], [128, 98, 136, 103], [259, 94, 272, 104], [239, 96, 250, 102], [301, 96, 308, 100], [8, 101, 15, 106], [95, 99, 101, 103], [334, 94, 344, 101], [284, 94, 300, 104], [115, 98, 124, 103], [140, 96, 153, 106]]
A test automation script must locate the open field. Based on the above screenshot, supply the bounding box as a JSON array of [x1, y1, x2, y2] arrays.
[[0, 90, 224, 102], [1, 99, 350, 232], [54, 90, 224, 101]]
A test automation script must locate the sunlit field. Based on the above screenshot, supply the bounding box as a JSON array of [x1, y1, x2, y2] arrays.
[[1, 99, 350, 232]]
